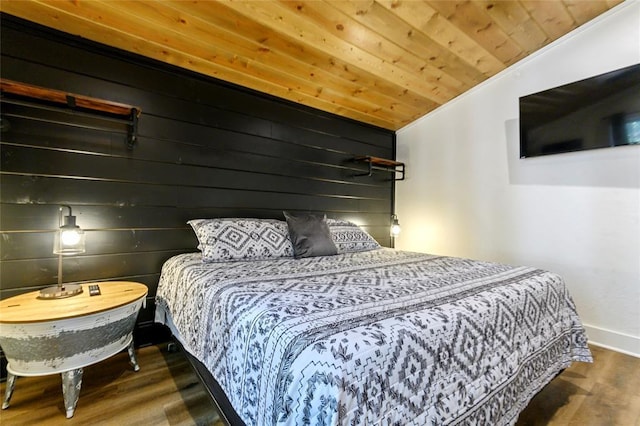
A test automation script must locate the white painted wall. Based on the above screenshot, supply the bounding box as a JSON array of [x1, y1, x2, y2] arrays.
[[395, 1, 640, 357]]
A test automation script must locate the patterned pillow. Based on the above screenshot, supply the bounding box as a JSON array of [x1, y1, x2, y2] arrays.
[[326, 219, 381, 253], [188, 218, 293, 262]]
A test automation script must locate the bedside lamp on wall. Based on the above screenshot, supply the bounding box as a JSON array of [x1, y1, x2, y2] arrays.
[[390, 214, 401, 238], [39, 205, 86, 299]]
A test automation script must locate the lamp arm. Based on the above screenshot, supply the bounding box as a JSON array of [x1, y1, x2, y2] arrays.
[[58, 251, 63, 288]]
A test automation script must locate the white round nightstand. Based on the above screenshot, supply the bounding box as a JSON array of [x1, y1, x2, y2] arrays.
[[0, 281, 147, 418]]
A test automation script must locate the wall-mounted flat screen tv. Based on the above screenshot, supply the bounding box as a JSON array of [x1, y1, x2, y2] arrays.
[[519, 63, 640, 158]]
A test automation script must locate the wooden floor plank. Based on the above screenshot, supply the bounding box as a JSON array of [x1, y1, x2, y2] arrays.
[[0, 343, 222, 426], [516, 345, 640, 426], [0, 343, 638, 425]]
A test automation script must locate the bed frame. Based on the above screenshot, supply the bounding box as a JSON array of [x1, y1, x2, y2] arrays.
[[171, 338, 245, 426]]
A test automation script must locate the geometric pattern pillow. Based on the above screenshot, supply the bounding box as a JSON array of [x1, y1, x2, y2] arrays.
[[326, 218, 381, 254], [188, 218, 294, 262]]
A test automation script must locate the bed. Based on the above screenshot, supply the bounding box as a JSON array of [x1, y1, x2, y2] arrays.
[[154, 217, 592, 425]]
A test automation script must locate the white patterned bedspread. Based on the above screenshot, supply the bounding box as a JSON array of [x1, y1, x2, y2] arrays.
[[155, 249, 591, 426]]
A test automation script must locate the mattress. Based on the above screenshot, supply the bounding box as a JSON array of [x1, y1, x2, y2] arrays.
[[155, 248, 591, 425]]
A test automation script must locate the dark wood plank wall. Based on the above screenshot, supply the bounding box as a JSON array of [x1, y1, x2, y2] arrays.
[[0, 15, 396, 366]]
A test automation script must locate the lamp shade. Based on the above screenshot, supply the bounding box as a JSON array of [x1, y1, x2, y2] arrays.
[[53, 209, 85, 255]]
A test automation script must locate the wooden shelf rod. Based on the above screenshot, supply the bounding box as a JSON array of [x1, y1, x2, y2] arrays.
[[0, 79, 141, 149], [353, 156, 405, 181]]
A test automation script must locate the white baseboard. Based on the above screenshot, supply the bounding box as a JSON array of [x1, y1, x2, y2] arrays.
[[583, 324, 640, 358]]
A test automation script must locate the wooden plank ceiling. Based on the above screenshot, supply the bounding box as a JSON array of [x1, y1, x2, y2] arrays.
[[0, 0, 623, 130]]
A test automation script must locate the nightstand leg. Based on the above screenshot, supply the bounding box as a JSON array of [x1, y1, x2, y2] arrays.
[[61, 368, 83, 419], [127, 339, 140, 371], [2, 372, 16, 409]]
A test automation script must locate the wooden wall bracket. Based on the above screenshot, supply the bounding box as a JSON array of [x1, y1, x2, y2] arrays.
[[0, 79, 141, 149], [354, 156, 405, 181]]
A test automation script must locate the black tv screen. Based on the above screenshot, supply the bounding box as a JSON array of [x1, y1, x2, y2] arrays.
[[519, 63, 640, 158]]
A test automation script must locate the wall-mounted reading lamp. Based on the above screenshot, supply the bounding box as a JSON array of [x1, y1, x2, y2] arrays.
[[390, 214, 401, 238], [39, 205, 86, 299]]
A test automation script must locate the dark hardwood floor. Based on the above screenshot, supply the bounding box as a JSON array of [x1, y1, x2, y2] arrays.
[[0, 344, 638, 425], [0, 343, 223, 426]]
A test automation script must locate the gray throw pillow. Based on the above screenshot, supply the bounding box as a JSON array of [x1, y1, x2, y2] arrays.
[[283, 212, 338, 259]]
